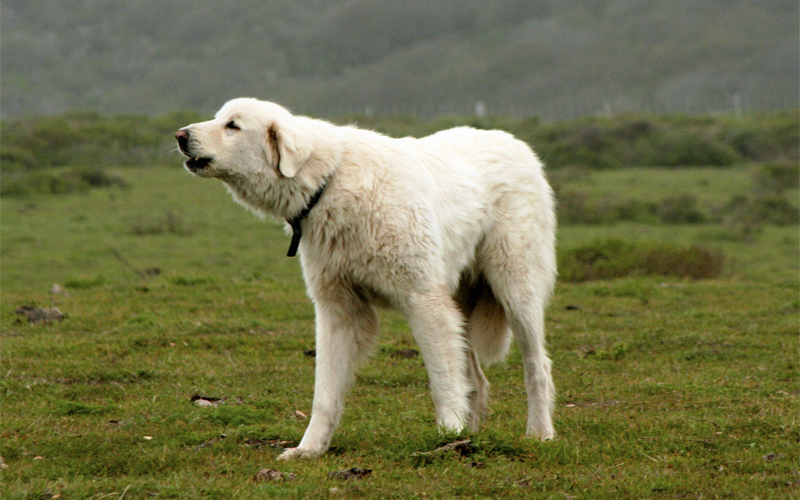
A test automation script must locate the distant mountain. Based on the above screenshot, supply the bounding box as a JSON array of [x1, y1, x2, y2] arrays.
[[2, 0, 797, 119]]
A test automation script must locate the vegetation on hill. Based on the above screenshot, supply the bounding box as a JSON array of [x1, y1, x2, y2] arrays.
[[2, 109, 796, 175], [2, 109, 797, 243], [2, 0, 797, 118]]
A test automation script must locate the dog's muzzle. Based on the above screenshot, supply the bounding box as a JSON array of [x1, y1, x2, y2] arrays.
[[175, 129, 212, 172]]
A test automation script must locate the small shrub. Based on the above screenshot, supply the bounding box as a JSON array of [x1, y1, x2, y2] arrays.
[[719, 193, 799, 240], [654, 194, 706, 224], [78, 169, 129, 189], [0, 168, 128, 197], [653, 131, 739, 167], [558, 239, 724, 282], [556, 189, 705, 225], [0, 146, 36, 171], [726, 111, 800, 162], [753, 195, 800, 225], [752, 161, 800, 197], [556, 190, 614, 224]]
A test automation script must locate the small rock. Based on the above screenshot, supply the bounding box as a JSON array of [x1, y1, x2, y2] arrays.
[[327, 467, 372, 480], [763, 452, 785, 462], [50, 284, 69, 296], [254, 468, 296, 482], [242, 438, 292, 449], [411, 439, 475, 458], [190, 394, 222, 407], [433, 439, 475, 456], [14, 306, 64, 324]]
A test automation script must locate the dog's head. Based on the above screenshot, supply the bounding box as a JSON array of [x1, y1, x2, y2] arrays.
[[176, 98, 339, 218], [175, 98, 312, 180]]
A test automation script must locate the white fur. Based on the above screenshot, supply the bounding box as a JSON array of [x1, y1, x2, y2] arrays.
[[177, 98, 558, 459]]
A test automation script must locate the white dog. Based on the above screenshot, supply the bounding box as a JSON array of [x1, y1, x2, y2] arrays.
[[176, 98, 557, 460]]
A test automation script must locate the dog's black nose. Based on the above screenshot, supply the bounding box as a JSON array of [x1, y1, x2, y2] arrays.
[[175, 129, 190, 152]]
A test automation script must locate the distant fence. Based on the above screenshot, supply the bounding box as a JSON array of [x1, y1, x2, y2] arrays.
[[302, 90, 798, 120]]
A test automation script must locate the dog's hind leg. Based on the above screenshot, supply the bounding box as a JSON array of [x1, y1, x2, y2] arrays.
[[482, 223, 557, 441], [278, 290, 378, 460], [506, 297, 556, 440]]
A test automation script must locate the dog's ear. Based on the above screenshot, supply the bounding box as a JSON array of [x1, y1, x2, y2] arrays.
[[266, 120, 311, 178]]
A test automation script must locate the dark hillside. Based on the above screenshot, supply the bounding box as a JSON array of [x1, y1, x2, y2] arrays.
[[1, 0, 797, 118]]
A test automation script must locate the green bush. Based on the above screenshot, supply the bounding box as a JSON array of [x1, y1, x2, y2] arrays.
[[752, 161, 800, 196], [558, 239, 724, 282], [0, 168, 127, 197], [353, 111, 797, 169], [0, 109, 202, 172], [1, 109, 797, 203], [654, 194, 706, 224], [721, 194, 800, 229], [725, 110, 800, 162], [555, 189, 708, 225]]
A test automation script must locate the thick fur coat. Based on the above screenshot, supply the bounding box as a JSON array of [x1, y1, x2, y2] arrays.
[[176, 98, 557, 459]]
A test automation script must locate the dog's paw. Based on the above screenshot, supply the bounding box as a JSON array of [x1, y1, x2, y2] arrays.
[[526, 428, 556, 441], [277, 446, 323, 461]]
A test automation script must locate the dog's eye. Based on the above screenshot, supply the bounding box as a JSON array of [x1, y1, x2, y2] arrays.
[[225, 121, 240, 131]]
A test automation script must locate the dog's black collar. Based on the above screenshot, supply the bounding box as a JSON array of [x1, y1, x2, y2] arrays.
[[285, 181, 327, 257]]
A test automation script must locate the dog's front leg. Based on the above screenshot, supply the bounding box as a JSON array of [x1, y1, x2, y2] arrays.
[[278, 296, 378, 460], [406, 291, 472, 433]]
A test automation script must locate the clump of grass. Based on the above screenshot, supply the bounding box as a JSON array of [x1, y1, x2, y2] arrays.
[[130, 211, 194, 236], [55, 401, 109, 416], [170, 275, 215, 287], [577, 341, 630, 360], [596, 341, 630, 360], [558, 238, 724, 282], [205, 405, 268, 427], [64, 275, 107, 289]]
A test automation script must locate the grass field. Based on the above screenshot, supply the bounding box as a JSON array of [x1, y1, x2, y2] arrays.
[[1, 164, 798, 499]]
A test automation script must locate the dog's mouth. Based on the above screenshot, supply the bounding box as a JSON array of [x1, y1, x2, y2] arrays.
[[176, 129, 213, 173], [185, 156, 212, 172]]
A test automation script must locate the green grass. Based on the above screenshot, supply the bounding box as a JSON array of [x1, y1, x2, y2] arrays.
[[1, 166, 798, 499], [556, 166, 754, 205], [556, 164, 799, 210]]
